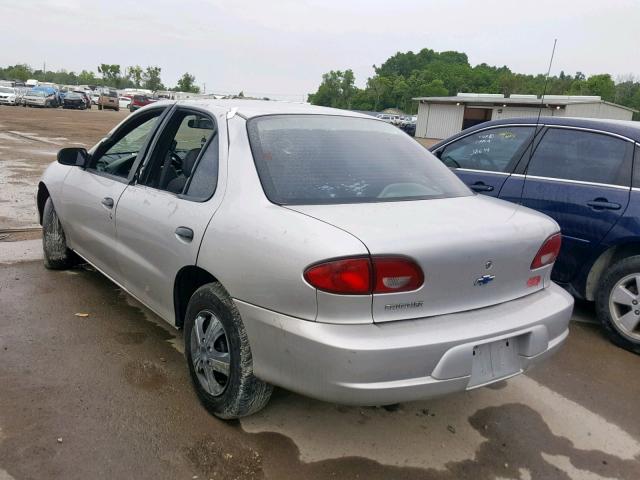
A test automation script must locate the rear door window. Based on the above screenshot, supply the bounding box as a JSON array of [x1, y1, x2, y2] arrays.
[[140, 110, 216, 195], [439, 126, 534, 173], [527, 128, 632, 186]]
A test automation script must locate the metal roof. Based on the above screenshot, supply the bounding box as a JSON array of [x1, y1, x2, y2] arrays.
[[413, 94, 637, 112]]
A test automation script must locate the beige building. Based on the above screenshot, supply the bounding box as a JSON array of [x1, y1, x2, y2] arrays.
[[414, 93, 637, 145]]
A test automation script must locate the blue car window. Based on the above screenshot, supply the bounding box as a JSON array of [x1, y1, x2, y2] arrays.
[[440, 127, 534, 173], [527, 128, 631, 186], [633, 146, 640, 188]]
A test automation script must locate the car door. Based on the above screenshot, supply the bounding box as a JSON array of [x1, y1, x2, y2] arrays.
[[434, 125, 535, 197], [518, 127, 634, 283], [59, 107, 167, 281], [115, 106, 228, 323]]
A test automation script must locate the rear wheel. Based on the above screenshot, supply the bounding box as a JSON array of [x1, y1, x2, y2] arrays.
[[42, 197, 76, 270], [184, 283, 272, 419], [596, 256, 640, 354], [98, 104, 102, 110]]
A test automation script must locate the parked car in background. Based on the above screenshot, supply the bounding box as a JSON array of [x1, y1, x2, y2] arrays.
[[119, 96, 132, 110], [62, 91, 87, 109], [91, 92, 99, 105], [128, 94, 156, 112], [431, 117, 640, 354], [399, 115, 417, 136], [98, 88, 119, 111], [376, 113, 395, 123], [75, 91, 92, 109], [37, 100, 572, 418], [24, 87, 59, 107], [14, 87, 28, 106], [0, 86, 18, 105]]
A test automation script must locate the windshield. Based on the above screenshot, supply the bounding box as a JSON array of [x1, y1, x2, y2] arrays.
[[0, 87, 14, 93], [30, 90, 46, 97], [247, 115, 471, 205]]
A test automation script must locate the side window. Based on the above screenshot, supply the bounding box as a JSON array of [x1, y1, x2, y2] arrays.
[[527, 128, 631, 186], [186, 133, 219, 199], [90, 110, 163, 178], [634, 145, 640, 188], [142, 110, 216, 195], [440, 127, 534, 173]]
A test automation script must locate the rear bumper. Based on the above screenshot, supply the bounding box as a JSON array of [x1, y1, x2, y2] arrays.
[[235, 283, 573, 405]]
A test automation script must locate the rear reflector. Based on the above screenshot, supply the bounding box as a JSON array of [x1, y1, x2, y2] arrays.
[[304, 256, 424, 295], [531, 233, 562, 270], [527, 275, 541, 287]]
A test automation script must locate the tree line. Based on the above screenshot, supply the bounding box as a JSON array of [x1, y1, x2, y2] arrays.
[[308, 48, 640, 120], [0, 63, 201, 93]]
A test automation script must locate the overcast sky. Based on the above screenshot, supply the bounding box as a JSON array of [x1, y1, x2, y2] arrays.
[[1, 0, 639, 99]]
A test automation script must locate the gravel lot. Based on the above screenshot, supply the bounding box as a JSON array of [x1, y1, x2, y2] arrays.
[[1, 106, 639, 480], [0, 106, 129, 229]]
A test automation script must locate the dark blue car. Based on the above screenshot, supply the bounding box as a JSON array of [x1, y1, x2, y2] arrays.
[[431, 117, 640, 353]]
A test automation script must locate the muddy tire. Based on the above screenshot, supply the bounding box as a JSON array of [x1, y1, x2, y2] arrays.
[[595, 256, 640, 354], [42, 197, 75, 270], [184, 282, 272, 419]]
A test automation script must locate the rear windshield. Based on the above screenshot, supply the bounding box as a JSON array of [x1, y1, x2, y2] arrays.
[[247, 115, 471, 205]]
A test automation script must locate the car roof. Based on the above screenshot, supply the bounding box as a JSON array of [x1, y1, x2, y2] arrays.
[[174, 98, 374, 120], [441, 117, 640, 144]]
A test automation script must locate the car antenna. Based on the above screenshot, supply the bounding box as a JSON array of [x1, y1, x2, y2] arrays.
[[535, 38, 558, 132], [521, 39, 557, 189]]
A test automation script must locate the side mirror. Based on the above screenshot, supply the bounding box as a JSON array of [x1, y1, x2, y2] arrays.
[[57, 147, 88, 168]]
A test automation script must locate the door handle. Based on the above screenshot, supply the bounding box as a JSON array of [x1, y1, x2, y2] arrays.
[[470, 182, 494, 192], [175, 226, 194, 242], [101, 197, 114, 209], [586, 199, 621, 210]]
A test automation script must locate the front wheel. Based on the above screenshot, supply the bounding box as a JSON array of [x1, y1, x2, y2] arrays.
[[596, 256, 640, 354], [184, 283, 273, 419], [42, 197, 76, 270]]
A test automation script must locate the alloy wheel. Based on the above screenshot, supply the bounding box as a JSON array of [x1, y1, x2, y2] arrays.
[[190, 310, 230, 396], [608, 273, 640, 342]]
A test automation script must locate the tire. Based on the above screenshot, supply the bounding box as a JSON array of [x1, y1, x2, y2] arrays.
[[115, 107, 120, 112], [595, 256, 640, 354], [184, 282, 273, 419], [98, 104, 102, 110], [42, 197, 76, 270]]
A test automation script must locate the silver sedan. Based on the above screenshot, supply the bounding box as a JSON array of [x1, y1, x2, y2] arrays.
[[37, 100, 573, 418]]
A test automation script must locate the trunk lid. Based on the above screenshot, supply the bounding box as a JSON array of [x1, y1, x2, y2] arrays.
[[288, 195, 558, 322]]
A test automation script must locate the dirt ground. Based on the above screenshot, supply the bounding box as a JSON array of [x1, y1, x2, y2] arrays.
[[0, 105, 129, 229], [1, 107, 640, 480]]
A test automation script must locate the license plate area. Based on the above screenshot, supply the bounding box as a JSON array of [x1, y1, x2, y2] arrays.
[[468, 338, 521, 389]]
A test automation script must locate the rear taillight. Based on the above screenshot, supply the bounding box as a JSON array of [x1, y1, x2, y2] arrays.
[[531, 233, 562, 270], [304, 256, 423, 295], [372, 257, 424, 293]]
